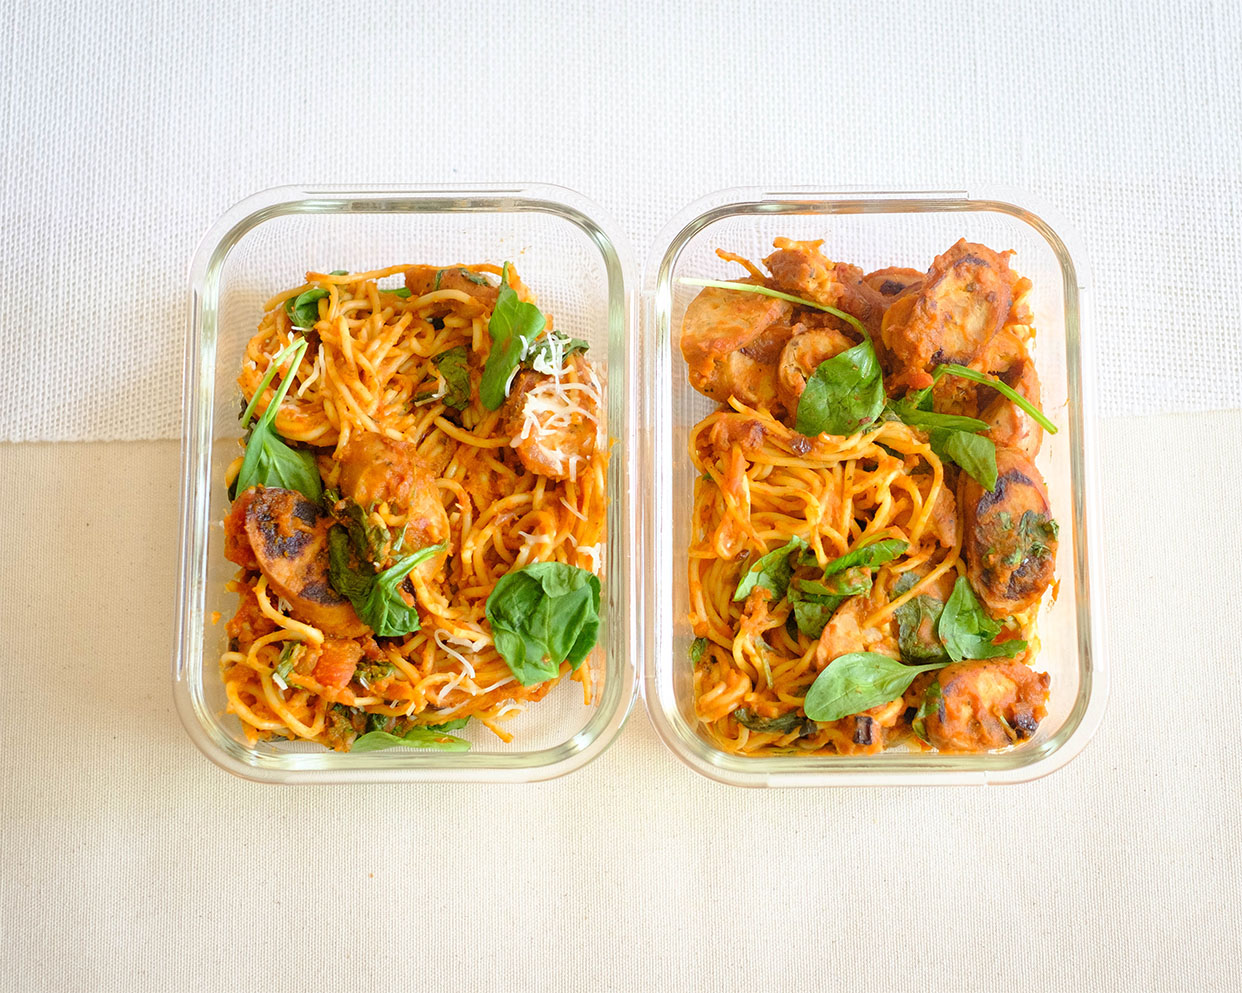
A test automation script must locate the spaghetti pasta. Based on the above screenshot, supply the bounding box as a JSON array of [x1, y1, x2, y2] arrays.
[[220, 262, 607, 751], [682, 238, 1057, 756]]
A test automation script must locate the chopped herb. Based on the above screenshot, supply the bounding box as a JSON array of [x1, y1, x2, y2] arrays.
[[272, 643, 302, 689]]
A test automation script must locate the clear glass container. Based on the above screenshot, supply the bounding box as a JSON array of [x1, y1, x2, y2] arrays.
[[642, 188, 1108, 786], [174, 185, 638, 783]]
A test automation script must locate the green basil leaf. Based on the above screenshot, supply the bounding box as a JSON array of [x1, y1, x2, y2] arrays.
[[689, 637, 708, 663], [911, 680, 943, 744], [938, 576, 1027, 662], [357, 543, 446, 638], [733, 536, 809, 602], [794, 338, 885, 437], [820, 537, 908, 576], [929, 428, 998, 491], [432, 345, 471, 410], [350, 728, 470, 752], [733, 709, 818, 736], [285, 288, 329, 329], [803, 652, 944, 723], [479, 263, 546, 410], [485, 562, 602, 686]]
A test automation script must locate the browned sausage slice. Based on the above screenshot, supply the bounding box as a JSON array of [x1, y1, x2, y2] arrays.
[[960, 448, 1058, 618], [243, 486, 368, 637]]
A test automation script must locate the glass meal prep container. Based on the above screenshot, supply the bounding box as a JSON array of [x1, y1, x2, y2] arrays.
[[642, 188, 1107, 786], [174, 185, 638, 783], [174, 184, 1106, 786]]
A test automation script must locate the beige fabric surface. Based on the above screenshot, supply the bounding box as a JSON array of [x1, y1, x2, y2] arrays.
[[1, 411, 1238, 992]]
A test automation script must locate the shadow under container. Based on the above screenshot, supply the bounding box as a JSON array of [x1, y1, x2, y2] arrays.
[[174, 185, 638, 783], [641, 188, 1107, 787]]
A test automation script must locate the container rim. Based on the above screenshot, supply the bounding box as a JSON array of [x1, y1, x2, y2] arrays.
[[639, 186, 1108, 787], [174, 183, 639, 783]]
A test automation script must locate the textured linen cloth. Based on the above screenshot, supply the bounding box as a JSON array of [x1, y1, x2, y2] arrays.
[[1, 0, 1241, 440], [1, 412, 1239, 992]]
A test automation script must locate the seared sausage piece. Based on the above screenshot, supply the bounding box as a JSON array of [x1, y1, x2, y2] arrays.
[[880, 240, 1016, 390], [923, 660, 1049, 752], [960, 448, 1057, 618], [243, 486, 368, 637]]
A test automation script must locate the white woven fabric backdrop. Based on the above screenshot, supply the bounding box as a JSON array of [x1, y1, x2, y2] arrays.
[[1, 0, 1239, 440]]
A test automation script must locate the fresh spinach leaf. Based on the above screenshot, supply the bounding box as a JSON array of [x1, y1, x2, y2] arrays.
[[733, 536, 809, 602], [928, 427, 998, 491], [479, 264, 546, 409], [232, 337, 322, 501], [358, 544, 446, 637], [894, 590, 949, 664], [820, 537, 908, 576], [938, 576, 1026, 662], [676, 277, 867, 337], [733, 708, 818, 736], [432, 345, 471, 410], [911, 680, 943, 744], [423, 717, 470, 732], [803, 652, 944, 723], [889, 402, 989, 434], [485, 562, 602, 686], [932, 363, 1058, 434], [285, 288, 329, 329], [350, 727, 470, 752], [789, 567, 873, 638], [689, 637, 708, 663], [327, 525, 374, 600], [795, 337, 885, 438], [340, 500, 391, 564], [388, 287, 412, 298]]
